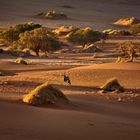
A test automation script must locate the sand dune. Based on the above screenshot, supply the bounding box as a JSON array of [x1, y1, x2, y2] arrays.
[[0, 60, 140, 140], [0, 100, 140, 140], [0, 0, 140, 29]]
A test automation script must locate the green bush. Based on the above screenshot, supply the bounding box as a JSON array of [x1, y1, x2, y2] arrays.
[[0, 22, 41, 42], [66, 27, 102, 47], [18, 28, 61, 56]]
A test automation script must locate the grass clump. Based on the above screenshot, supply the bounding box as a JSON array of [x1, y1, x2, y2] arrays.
[[103, 29, 130, 36], [113, 17, 140, 26], [100, 78, 124, 93], [23, 83, 68, 106], [80, 43, 102, 53], [15, 57, 28, 65], [52, 26, 75, 36], [38, 10, 68, 20]]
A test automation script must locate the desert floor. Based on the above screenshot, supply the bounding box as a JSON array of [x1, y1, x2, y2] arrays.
[[0, 0, 140, 140], [0, 38, 140, 140]]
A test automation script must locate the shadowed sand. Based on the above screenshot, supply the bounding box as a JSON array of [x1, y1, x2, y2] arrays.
[[0, 61, 140, 140], [0, 99, 140, 140]]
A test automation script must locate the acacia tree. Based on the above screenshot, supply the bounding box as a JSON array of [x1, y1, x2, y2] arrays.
[[118, 41, 139, 62], [19, 28, 61, 56], [66, 27, 102, 47], [0, 22, 41, 43]]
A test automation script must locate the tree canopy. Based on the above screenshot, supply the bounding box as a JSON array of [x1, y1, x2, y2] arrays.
[[66, 27, 102, 46], [0, 22, 41, 42]]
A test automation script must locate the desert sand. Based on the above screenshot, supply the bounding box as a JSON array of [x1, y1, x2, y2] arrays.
[[0, 0, 140, 29], [0, 60, 140, 140], [0, 0, 140, 140]]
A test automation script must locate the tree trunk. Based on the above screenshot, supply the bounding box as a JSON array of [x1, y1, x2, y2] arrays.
[[35, 50, 39, 56], [35, 47, 40, 56]]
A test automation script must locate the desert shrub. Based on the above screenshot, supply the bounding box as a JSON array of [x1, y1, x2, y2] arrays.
[[118, 41, 139, 62], [15, 57, 28, 65], [66, 27, 102, 47], [100, 78, 124, 93], [23, 83, 68, 106], [22, 48, 31, 54], [46, 11, 67, 19], [52, 26, 76, 36], [79, 43, 102, 53], [38, 10, 68, 20], [129, 23, 140, 35], [8, 41, 25, 52], [0, 22, 41, 42], [18, 28, 61, 56], [113, 17, 140, 26], [103, 29, 131, 36]]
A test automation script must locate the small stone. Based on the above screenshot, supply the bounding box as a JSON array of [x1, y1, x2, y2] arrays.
[[118, 97, 122, 102]]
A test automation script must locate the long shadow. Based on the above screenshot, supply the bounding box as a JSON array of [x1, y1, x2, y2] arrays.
[[53, 84, 101, 91], [0, 70, 16, 76], [10, 66, 73, 73], [125, 88, 140, 93]]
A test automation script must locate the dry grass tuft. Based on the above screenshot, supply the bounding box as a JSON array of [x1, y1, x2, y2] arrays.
[[23, 83, 68, 106], [100, 77, 124, 93], [15, 57, 28, 65]]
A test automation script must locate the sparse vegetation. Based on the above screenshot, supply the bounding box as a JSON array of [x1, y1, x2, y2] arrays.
[[66, 27, 102, 47], [9, 28, 61, 56], [113, 17, 140, 26], [79, 43, 102, 53], [0, 22, 41, 43], [117, 41, 139, 62], [103, 29, 131, 36], [129, 23, 140, 35], [23, 83, 68, 106], [38, 10, 68, 20], [100, 78, 124, 93], [15, 57, 28, 65], [52, 26, 76, 36]]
